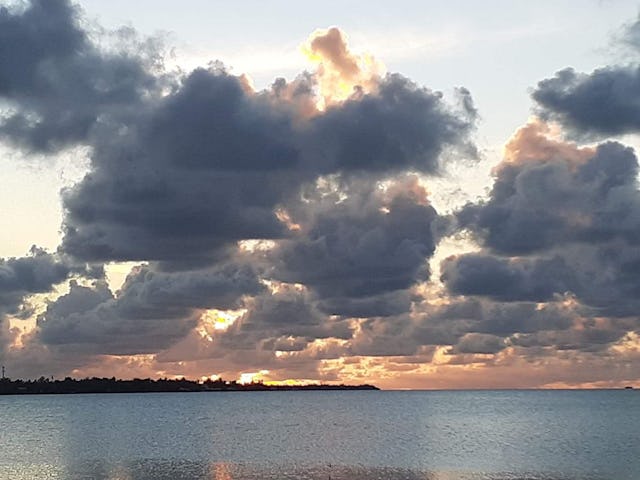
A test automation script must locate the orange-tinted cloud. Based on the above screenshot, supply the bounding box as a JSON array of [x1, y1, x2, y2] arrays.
[[302, 27, 384, 109], [502, 118, 595, 168]]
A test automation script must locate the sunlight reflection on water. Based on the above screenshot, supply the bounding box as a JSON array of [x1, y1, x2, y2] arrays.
[[0, 461, 608, 480]]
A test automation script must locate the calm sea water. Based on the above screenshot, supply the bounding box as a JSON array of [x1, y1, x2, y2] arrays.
[[0, 390, 638, 480]]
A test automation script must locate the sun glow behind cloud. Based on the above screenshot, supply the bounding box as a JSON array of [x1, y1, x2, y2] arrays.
[[301, 27, 385, 110], [199, 309, 245, 340], [238, 370, 270, 385]]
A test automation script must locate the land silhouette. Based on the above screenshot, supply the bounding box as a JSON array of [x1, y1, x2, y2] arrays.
[[0, 376, 378, 395]]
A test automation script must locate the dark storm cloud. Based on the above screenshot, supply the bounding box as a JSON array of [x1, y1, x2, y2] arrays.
[[236, 287, 351, 339], [439, 300, 576, 337], [390, 296, 630, 357], [37, 260, 263, 354], [330, 293, 581, 358], [444, 244, 640, 320], [37, 280, 197, 355], [0, 0, 159, 152], [342, 297, 580, 358], [147, 70, 299, 172], [530, 14, 640, 137]]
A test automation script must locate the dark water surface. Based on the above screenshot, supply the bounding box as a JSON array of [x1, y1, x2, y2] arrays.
[[0, 390, 638, 479]]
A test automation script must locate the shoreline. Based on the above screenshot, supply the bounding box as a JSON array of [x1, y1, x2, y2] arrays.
[[0, 377, 379, 395]]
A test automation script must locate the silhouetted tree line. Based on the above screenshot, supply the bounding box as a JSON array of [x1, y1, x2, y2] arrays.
[[0, 376, 378, 395]]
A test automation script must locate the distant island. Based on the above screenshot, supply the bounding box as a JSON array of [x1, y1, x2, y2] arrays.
[[0, 376, 379, 395]]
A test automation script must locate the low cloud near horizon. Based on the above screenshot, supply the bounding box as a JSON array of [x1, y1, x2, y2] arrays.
[[1, 0, 639, 389]]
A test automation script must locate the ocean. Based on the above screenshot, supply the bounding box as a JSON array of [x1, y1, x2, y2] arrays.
[[0, 390, 638, 479]]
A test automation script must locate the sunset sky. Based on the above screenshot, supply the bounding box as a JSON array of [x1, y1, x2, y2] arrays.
[[2, 0, 640, 389]]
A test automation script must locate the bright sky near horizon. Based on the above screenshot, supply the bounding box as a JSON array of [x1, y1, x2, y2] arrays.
[[2, 0, 640, 388]]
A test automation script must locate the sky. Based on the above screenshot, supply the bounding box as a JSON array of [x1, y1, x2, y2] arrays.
[[1, 0, 640, 389]]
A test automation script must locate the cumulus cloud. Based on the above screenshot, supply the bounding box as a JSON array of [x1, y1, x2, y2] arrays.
[[533, 67, 640, 137], [272, 176, 437, 316], [0, 246, 98, 316], [217, 285, 352, 353], [533, 18, 640, 137], [0, 246, 100, 365], [444, 121, 640, 357], [60, 66, 472, 267], [457, 121, 640, 255], [450, 333, 506, 355], [306, 74, 476, 174], [37, 260, 263, 355], [0, 0, 160, 152], [60, 68, 298, 266], [441, 253, 576, 302]]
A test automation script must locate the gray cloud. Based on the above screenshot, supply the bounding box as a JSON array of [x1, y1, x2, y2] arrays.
[[229, 286, 352, 342], [531, 14, 640, 137], [37, 260, 263, 355], [60, 70, 296, 265], [450, 333, 506, 354], [441, 254, 575, 302], [0, 246, 98, 317], [0, 0, 160, 152], [306, 74, 476, 174], [409, 299, 577, 348], [272, 176, 437, 316], [510, 324, 629, 353], [337, 297, 579, 358], [349, 314, 421, 357], [59, 67, 472, 267], [532, 15, 640, 138], [451, 124, 640, 322], [621, 15, 640, 52], [533, 66, 640, 137], [441, 118, 640, 356], [443, 243, 640, 320], [150, 285, 357, 379], [317, 291, 412, 318], [49, 54, 469, 365], [0, 246, 100, 364], [458, 140, 639, 255]]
